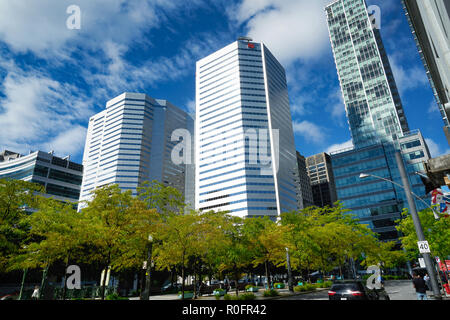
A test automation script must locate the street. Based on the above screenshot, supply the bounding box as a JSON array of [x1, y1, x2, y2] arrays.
[[281, 281, 433, 301]]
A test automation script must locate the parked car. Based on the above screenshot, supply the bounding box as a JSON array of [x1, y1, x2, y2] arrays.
[[328, 280, 390, 301], [1, 292, 19, 300], [161, 283, 181, 293]]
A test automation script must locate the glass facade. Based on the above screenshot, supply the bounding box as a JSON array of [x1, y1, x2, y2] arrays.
[[327, 0, 409, 148], [0, 150, 83, 203], [326, 0, 431, 241]]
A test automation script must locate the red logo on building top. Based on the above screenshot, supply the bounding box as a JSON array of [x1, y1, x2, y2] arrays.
[[248, 43, 255, 49]]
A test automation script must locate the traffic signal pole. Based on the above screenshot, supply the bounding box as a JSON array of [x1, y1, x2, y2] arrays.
[[395, 152, 442, 300]]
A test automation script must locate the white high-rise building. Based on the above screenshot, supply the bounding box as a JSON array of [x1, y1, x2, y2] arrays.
[[79, 92, 194, 209], [195, 40, 301, 219]]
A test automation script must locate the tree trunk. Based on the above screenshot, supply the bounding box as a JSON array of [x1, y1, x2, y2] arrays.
[[181, 252, 185, 300], [62, 255, 70, 300], [193, 261, 197, 299], [307, 266, 311, 284], [235, 274, 240, 296], [18, 269, 28, 301], [39, 262, 50, 300], [265, 260, 271, 289], [100, 266, 108, 300]]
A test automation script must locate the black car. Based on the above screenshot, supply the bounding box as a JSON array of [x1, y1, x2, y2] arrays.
[[161, 283, 181, 293], [328, 281, 390, 300]]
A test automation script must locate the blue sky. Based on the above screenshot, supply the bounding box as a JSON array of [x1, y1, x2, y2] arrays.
[[0, 0, 448, 164]]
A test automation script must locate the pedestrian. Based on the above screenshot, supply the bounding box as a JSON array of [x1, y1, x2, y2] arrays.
[[31, 286, 40, 300], [377, 273, 385, 288], [412, 273, 428, 300], [424, 274, 431, 292]]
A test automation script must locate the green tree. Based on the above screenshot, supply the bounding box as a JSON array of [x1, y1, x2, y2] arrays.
[[397, 208, 450, 261], [0, 179, 44, 272], [213, 215, 251, 296], [7, 197, 84, 299], [79, 184, 134, 300], [243, 217, 293, 289], [137, 180, 185, 217], [153, 210, 209, 299]]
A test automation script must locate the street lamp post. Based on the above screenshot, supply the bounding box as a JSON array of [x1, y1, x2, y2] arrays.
[[360, 151, 442, 299], [142, 235, 154, 301]]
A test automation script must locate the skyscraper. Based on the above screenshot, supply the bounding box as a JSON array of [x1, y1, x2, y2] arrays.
[[79, 92, 194, 209], [306, 153, 338, 208], [402, 0, 450, 146], [195, 40, 301, 218], [326, 0, 409, 148], [326, 0, 431, 241]]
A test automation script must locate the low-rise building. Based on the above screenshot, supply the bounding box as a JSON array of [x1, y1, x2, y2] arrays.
[[0, 150, 83, 203]]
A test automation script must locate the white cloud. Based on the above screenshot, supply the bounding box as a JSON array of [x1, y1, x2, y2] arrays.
[[389, 55, 429, 93], [0, 0, 198, 57], [428, 100, 439, 114], [45, 125, 87, 157], [186, 99, 196, 115], [425, 138, 450, 158], [326, 139, 354, 154], [293, 121, 327, 144], [84, 34, 226, 100], [329, 88, 346, 124], [0, 64, 93, 158], [230, 0, 331, 65]]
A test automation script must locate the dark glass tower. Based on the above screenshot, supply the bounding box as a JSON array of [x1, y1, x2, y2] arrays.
[[326, 0, 431, 241]]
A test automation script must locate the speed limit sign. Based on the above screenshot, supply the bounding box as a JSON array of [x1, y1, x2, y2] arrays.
[[418, 241, 431, 254]]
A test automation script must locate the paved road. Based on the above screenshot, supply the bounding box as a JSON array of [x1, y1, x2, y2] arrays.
[[281, 281, 440, 301]]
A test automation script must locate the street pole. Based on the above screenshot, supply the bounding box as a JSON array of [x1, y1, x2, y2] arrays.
[[142, 235, 153, 300], [286, 248, 294, 292], [395, 151, 442, 300]]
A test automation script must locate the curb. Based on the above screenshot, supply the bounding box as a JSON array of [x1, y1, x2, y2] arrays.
[[266, 288, 329, 300]]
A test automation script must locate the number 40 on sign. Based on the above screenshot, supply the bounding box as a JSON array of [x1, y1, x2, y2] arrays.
[[418, 241, 431, 254]]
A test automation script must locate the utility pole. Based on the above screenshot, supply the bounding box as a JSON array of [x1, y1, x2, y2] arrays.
[[395, 151, 442, 300]]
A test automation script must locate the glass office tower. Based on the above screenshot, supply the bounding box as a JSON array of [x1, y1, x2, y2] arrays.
[[326, 0, 431, 241], [195, 40, 301, 218], [327, 0, 409, 148], [330, 131, 430, 241], [79, 92, 194, 210]]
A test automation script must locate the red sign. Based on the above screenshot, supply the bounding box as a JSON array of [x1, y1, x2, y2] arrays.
[[248, 43, 255, 49], [439, 260, 450, 271]]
